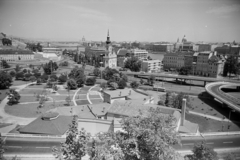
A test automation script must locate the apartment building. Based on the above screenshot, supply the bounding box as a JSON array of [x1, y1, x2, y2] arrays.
[[141, 59, 162, 73], [131, 49, 148, 59]]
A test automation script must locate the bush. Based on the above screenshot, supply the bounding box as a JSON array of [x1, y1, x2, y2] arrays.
[[100, 82, 108, 90], [118, 79, 127, 89], [24, 73, 32, 81], [36, 78, 42, 85], [109, 82, 118, 90], [50, 74, 58, 82], [29, 76, 37, 82], [86, 77, 96, 86], [40, 74, 49, 83], [15, 72, 24, 80], [7, 89, 20, 105], [58, 74, 68, 83], [130, 81, 140, 89], [67, 79, 77, 90], [34, 72, 41, 78], [93, 68, 101, 77], [9, 70, 16, 77]]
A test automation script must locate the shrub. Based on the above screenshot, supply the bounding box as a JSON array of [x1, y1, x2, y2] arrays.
[[58, 74, 68, 83], [93, 68, 101, 77], [67, 79, 77, 90], [7, 89, 20, 105], [40, 74, 49, 83], [0, 71, 12, 89], [86, 77, 96, 86], [36, 78, 42, 85], [100, 82, 108, 90], [9, 70, 16, 77], [29, 76, 37, 82], [109, 82, 118, 90], [130, 81, 140, 89], [15, 72, 24, 80], [118, 79, 127, 89]]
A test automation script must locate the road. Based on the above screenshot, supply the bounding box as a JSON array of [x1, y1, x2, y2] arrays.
[[3, 135, 240, 158], [205, 82, 240, 113]]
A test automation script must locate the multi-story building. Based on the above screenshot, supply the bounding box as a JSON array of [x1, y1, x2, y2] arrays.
[[0, 49, 34, 61], [141, 59, 162, 73], [195, 51, 224, 77], [214, 45, 230, 55], [197, 44, 211, 52], [116, 49, 129, 67], [131, 49, 148, 59], [162, 52, 193, 70]]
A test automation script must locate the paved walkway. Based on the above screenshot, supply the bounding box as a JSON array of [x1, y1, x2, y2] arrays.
[[0, 83, 36, 126], [189, 111, 231, 122]]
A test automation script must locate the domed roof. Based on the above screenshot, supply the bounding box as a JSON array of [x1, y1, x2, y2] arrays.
[[182, 35, 187, 43]]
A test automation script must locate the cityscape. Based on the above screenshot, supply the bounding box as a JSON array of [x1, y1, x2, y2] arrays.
[[0, 0, 240, 160]]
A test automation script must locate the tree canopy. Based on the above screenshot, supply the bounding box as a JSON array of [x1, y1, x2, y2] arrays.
[[68, 67, 86, 87], [124, 57, 142, 72], [223, 55, 239, 77], [43, 61, 58, 75], [0, 71, 12, 89]]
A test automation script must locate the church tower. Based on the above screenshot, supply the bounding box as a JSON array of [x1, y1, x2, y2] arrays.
[[104, 29, 117, 68]]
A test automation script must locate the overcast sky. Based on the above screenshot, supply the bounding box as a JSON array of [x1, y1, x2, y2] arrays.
[[0, 0, 240, 42]]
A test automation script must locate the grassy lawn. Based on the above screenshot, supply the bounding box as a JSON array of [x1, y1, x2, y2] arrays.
[[26, 84, 46, 89], [76, 99, 90, 105], [0, 123, 12, 128], [90, 85, 101, 91], [185, 113, 240, 133], [11, 80, 29, 86], [57, 89, 75, 95], [5, 101, 74, 118], [90, 99, 103, 104], [50, 95, 72, 101], [19, 96, 38, 103], [19, 89, 45, 95], [0, 89, 9, 101], [75, 94, 87, 99], [89, 95, 101, 99]]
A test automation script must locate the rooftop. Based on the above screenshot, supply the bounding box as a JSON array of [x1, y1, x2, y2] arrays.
[[19, 115, 73, 135], [0, 49, 33, 55]]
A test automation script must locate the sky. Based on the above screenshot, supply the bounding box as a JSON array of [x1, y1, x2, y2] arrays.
[[0, 0, 240, 42]]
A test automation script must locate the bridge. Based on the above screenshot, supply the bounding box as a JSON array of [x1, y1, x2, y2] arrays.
[[205, 82, 240, 113], [122, 71, 240, 86]]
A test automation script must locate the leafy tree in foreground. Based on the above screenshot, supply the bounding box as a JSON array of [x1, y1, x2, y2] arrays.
[[97, 107, 181, 160], [7, 89, 21, 105], [68, 67, 86, 87], [223, 55, 238, 77], [189, 142, 218, 160], [52, 115, 91, 160], [0, 71, 12, 89], [225, 152, 236, 160]]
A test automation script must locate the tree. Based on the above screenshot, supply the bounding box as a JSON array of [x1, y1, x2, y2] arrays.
[[58, 74, 68, 84], [67, 79, 77, 90], [112, 73, 121, 82], [9, 70, 16, 77], [14, 64, 21, 73], [102, 67, 119, 80], [225, 153, 236, 160], [50, 74, 58, 82], [40, 74, 49, 83], [52, 116, 91, 160], [1, 60, 10, 68], [120, 73, 128, 82], [140, 78, 144, 85], [22, 69, 27, 74], [100, 82, 108, 91], [0, 133, 5, 160], [43, 61, 58, 75], [24, 73, 32, 81], [164, 92, 191, 109], [148, 75, 155, 86], [68, 67, 86, 87], [93, 67, 101, 77], [223, 55, 238, 77], [86, 77, 96, 86], [29, 76, 36, 82], [124, 57, 142, 72], [36, 78, 42, 85], [190, 142, 218, 160], [179, 66, 192, 75], [130, 81, 139, 89], [118, 79, 127, 89], [97, 107, 181, 160], [0, 71, 12, 89], [109, 82, 118, 90], [7, 89, 20, 105], [158, 100, 165, 106], [15, 72, 24, 80]]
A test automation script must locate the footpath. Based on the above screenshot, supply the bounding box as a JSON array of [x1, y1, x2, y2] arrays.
[[0, 83, 35, 126]]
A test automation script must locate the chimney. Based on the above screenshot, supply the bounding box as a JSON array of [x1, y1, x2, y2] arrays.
[[181, 99, 186, 126]]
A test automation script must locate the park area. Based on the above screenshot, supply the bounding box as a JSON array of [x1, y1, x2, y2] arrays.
[[4, 83, 76, 118]]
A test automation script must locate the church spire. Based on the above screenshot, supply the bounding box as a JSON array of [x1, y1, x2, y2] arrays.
[[106, 29, 111, 45]]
